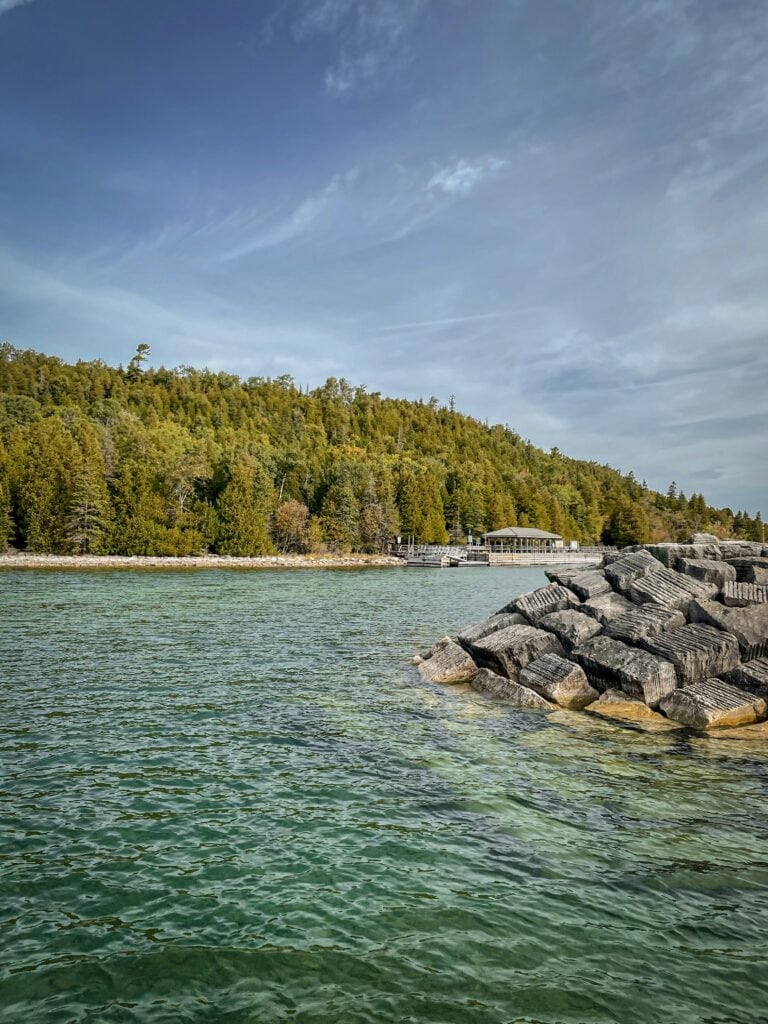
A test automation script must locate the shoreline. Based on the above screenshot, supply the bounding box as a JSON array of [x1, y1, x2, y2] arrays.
[[0, 552, 404, 571]]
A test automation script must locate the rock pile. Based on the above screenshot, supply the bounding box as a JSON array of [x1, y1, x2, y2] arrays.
[[414, 535, 768, 734]]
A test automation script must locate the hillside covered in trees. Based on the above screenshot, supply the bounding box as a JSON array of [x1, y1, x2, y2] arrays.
[[0, 344, 763, 557]]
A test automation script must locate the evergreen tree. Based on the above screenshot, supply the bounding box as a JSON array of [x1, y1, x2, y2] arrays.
[[216, 455, 274, 556]]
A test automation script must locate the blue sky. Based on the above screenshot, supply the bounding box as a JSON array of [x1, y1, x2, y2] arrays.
[[1, 0, 767, 513]]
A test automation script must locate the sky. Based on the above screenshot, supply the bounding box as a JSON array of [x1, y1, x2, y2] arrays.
[[1, 0, 767, 513]]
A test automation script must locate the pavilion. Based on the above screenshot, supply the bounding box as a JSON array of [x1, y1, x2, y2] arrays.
[[481, 527, 564, 553]]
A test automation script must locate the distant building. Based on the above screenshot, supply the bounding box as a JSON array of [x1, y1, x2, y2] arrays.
[[481, 527, 564, 553]]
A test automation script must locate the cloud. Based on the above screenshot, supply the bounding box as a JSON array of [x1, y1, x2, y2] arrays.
[[427, 157, 507, 196], [216, 169, 358, 262], [0, 0, 34, 14], [282, 0, 426, 95]]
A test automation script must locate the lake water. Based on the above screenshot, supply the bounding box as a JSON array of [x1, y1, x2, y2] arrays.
[[1, 567, 767, 1024]]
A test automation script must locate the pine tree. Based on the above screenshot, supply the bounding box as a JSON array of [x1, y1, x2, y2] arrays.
[[216, 455, 275, 556]]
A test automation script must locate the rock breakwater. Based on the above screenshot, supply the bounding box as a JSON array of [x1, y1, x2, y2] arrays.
[[414, 535, 768, 736]]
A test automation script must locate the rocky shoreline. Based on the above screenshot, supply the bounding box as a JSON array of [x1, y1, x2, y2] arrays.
[[414, 533, 768, 741], [0, 552, 402, 570]]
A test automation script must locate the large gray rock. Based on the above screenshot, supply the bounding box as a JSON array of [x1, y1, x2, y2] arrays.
[[457, 612, 528, 651], [580, 591, 635, 625], [565, 569, 612, 601], [687, 533, 721, 546], [721, 658, 768, 700], [571, 635, 678, 708], [417, 638, 478, 684], [508, 584, 579, 623], [688, 599, 768, 661], [722, 581, 768, 607], [678, 558, 736, 588], [644, 543, 721, 568], [537, 609, 603, 651], [747, 566, 768, 586], [640, 623, 740, 686], [605, 604, 685, 645], [660, 678, 767, 730], [545, 567, 588, 587], [520, 654, 598, 709], [471, 667, 552, 708], [719, 541, 765, 558], [722, 556, 768, 582], [604, 549, 662, 593], [629, 566, 718, 613], [468, 624, 565, 680]]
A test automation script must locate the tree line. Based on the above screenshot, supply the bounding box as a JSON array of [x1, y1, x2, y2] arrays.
[[0, 344, 763, 556]]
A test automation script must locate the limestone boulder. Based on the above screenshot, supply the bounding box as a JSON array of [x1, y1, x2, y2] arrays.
[[644, 543, 721, 568], [564, 569, 612, 601], [580, 591, 635, 625], [457, 612, 528, 651], [471, 667, 552, 708], [520, 653, 598, 710], [640, 623, 740, 686], [660, 678, 767, 730], [604, 549, 662, 593], [545, 567, 589, 587], [605, 604, 685, 645], [719, 540, 764, 558], [722, 556, 768, 581], [678, 558, 736, 588], [508, 584, 579, 623], [629, 566, 718, 613], [722, 582, 768, 607], [687, 533, 721, 546], [468, 624, 565, 681], [538, 609, 603, 651], [747, 566, 768, 586], [588, 690, 681, 727], [417, 638, 478, 684], [720, 657, 768, 700], [571, 635, 678, 708], [688, 599, 768, 661]]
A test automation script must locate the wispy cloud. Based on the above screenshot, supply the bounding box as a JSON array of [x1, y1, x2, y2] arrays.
[[375, 311, 503, 332], [0, 0, 34, 14], [280, 0, 426, 96], [216, 169, 358, 262], [427, 157, 507, 196]]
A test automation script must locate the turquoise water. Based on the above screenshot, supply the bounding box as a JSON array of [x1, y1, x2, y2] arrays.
[[1, 567, 767, 1024]]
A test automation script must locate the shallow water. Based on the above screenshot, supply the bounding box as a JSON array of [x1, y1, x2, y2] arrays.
[[1, 566, 767, 1023]]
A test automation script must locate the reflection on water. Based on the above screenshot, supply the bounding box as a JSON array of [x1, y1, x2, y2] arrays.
[[1, 567, 767, 1023]]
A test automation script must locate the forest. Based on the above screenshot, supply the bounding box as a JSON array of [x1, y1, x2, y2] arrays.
[[0, 344, 763, 556]]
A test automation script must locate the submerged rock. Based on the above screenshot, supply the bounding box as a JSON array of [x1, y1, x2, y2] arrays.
[[640, 623, 740, 686], [471, 667, 552, 708], [538, 609, 603, 651], [605, 604, 685, 645], [580, 591, 635, 625], [457, 612, 527, 651], [520, 653, 598, 709], [688, 599, 768, 661], [417, 638, 478, 684], [603, 549, 662, 593], [468, 624, 565, 680], [571, 635, 678, 708], [660, 678, 767, 730], [721, 581, 768, 607], [588, 690, 680, 727], [629, 566, 718, 613], [720, 657, 768, 700], [506, 583, 579, 623]]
